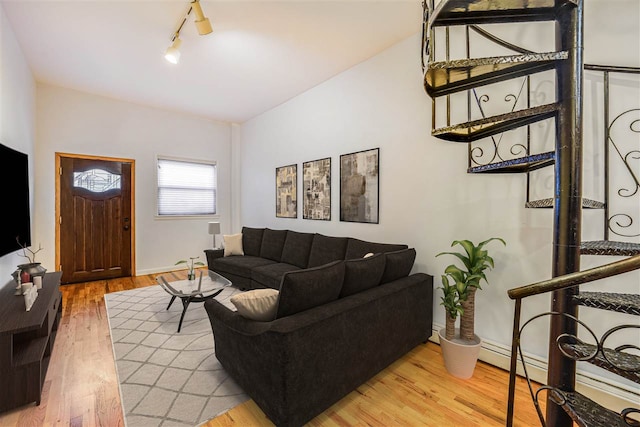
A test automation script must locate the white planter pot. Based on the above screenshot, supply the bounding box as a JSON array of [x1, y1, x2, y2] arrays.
[[438, 328, 482, 380]]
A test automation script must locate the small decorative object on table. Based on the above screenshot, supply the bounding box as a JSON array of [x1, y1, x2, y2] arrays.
[[23, 285, 38, 311], [15, 238, 47, 293], [18, 263, 47, 289], [11, 269, 22, 295], [175, 256, 205, 281]]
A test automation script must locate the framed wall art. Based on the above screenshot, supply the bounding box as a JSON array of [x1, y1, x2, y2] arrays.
[[340, 148, 379, 224], [303, 157, 331, 220], [275, 164, 297, 218]]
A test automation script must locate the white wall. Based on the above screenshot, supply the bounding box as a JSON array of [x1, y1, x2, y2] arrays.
[[239, 0, 640, 404], [35, 84, 232, 275], [241, 29, 543, 354], [0, 5, 36, 282]]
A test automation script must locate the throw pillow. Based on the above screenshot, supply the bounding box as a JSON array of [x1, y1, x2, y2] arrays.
[[340, 253, 386, 297], [224, 233, 244, 257], [380, 248, 416, 284], [231, 288, 279, 321], [275, 260, 345, 319]]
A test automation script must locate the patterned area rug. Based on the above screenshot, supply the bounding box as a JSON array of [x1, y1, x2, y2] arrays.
[[104, 284, 249, 427]]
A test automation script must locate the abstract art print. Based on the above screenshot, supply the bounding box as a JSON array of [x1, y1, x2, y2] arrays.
[[303, 157, 331, 220], [276, 164, 297, 218], [340, 148, 379, 223]]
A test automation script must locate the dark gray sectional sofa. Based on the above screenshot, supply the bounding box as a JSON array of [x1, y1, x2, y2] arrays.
[[203, 226, 433, 427], [204, 226, 410, 290]]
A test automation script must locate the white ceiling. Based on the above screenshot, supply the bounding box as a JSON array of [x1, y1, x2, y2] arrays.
[[1, 0, 423, 123]]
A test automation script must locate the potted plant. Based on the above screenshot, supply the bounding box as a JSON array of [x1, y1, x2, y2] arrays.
[[175, 256, 205, 281], [436, 237, 505, 379]]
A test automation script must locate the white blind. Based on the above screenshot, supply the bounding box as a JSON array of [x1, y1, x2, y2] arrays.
[[157, 157, 216, 216]]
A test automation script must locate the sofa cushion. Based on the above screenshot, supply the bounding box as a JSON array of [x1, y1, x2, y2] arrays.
[[252, 263, 301, 290], [242, 227, 265, 257], [340, 253, 386, 298], [275, 260, 345, 319], [380, 248, 416, 284], [231, 288, 279, 321], [223, 233, 244, 256], [260, 229, 288, 262], [212, 256, 276, 278], [307, 234, 348, 268], [280, 230, 315, 268], [344, 238, 408, 259]]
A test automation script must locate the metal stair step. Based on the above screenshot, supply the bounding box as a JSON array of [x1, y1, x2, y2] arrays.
[[432, 103, 558, 142], [428, 0, 573, 27], [573, 292, 640, 316], [525, 198, 605, 209], [468, 151, 554, 174], [425, 52, 568, 97], [550, 390, 639, 427], [581, 241, 640, 256], [558, 341, 640, 384]]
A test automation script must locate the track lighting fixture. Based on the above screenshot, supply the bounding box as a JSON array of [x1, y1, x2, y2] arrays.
[[164, 0, 212, 64]]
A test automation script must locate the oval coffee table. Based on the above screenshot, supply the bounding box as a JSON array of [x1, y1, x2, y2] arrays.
[[156, 269, 232, 332]]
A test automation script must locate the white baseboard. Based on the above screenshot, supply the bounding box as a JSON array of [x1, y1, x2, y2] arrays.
[[430, 324, 640, 413]]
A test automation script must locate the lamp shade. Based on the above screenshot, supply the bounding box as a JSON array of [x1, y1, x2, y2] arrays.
[[208, 222, 221, 235], [164, 37, 182, 64]]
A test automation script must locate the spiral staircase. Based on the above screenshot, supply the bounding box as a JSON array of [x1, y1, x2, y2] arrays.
[[421, 1, 640, 426]]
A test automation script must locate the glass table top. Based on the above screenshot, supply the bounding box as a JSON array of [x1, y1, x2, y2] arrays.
[[156, 269, 232, 297]]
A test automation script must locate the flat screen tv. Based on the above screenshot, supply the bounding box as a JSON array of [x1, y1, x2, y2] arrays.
[[0, 143, 31, 257]]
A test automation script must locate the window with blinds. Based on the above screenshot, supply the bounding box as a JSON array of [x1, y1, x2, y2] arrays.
[[157, 157, 217, 216]]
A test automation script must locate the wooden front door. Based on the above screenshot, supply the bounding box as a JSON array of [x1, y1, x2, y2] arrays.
[[58, 155, 134, 284]]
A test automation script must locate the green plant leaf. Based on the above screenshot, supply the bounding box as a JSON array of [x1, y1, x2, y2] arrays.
[[478, 237, 506, 248], [437, 251, 470, 271]]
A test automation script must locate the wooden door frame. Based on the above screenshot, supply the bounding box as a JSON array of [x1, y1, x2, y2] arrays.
[[55, 152, 136, 277]]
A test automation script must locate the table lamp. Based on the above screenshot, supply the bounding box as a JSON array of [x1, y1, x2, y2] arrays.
[[208, 221, 221, 249]]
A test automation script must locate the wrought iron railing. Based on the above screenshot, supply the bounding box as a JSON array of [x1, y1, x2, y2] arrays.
[[585, 65, 640, 241], [505, 254, 640, 426]]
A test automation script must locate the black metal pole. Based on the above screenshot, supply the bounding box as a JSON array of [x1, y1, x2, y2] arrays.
[[506, 299, 522, 427], [547, 1, 584, 426]]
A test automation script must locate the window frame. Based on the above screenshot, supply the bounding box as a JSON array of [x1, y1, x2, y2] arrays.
[[155, 155, 219, 219]]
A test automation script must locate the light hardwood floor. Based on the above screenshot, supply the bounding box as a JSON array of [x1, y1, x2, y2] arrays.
[[0, 272, 544, 427]]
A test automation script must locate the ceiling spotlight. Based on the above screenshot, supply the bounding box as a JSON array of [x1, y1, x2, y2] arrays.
[[164, 0, 212, 63], [165, 36, 182, 64], [191, 0, 213, 35]]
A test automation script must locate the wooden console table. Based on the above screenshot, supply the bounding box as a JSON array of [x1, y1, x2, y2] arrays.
[[0, 271, 62, 412]]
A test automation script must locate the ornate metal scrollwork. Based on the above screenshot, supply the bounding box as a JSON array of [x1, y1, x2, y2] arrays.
[[469, 77, 530, 166], [515, 312, 640, 426], [421, 0, 432, 73], [608, 108, 640, 238]]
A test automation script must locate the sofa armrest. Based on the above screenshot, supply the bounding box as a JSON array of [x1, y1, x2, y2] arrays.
[[204, 248, 224, 269], [205, 299, 274, 336]]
